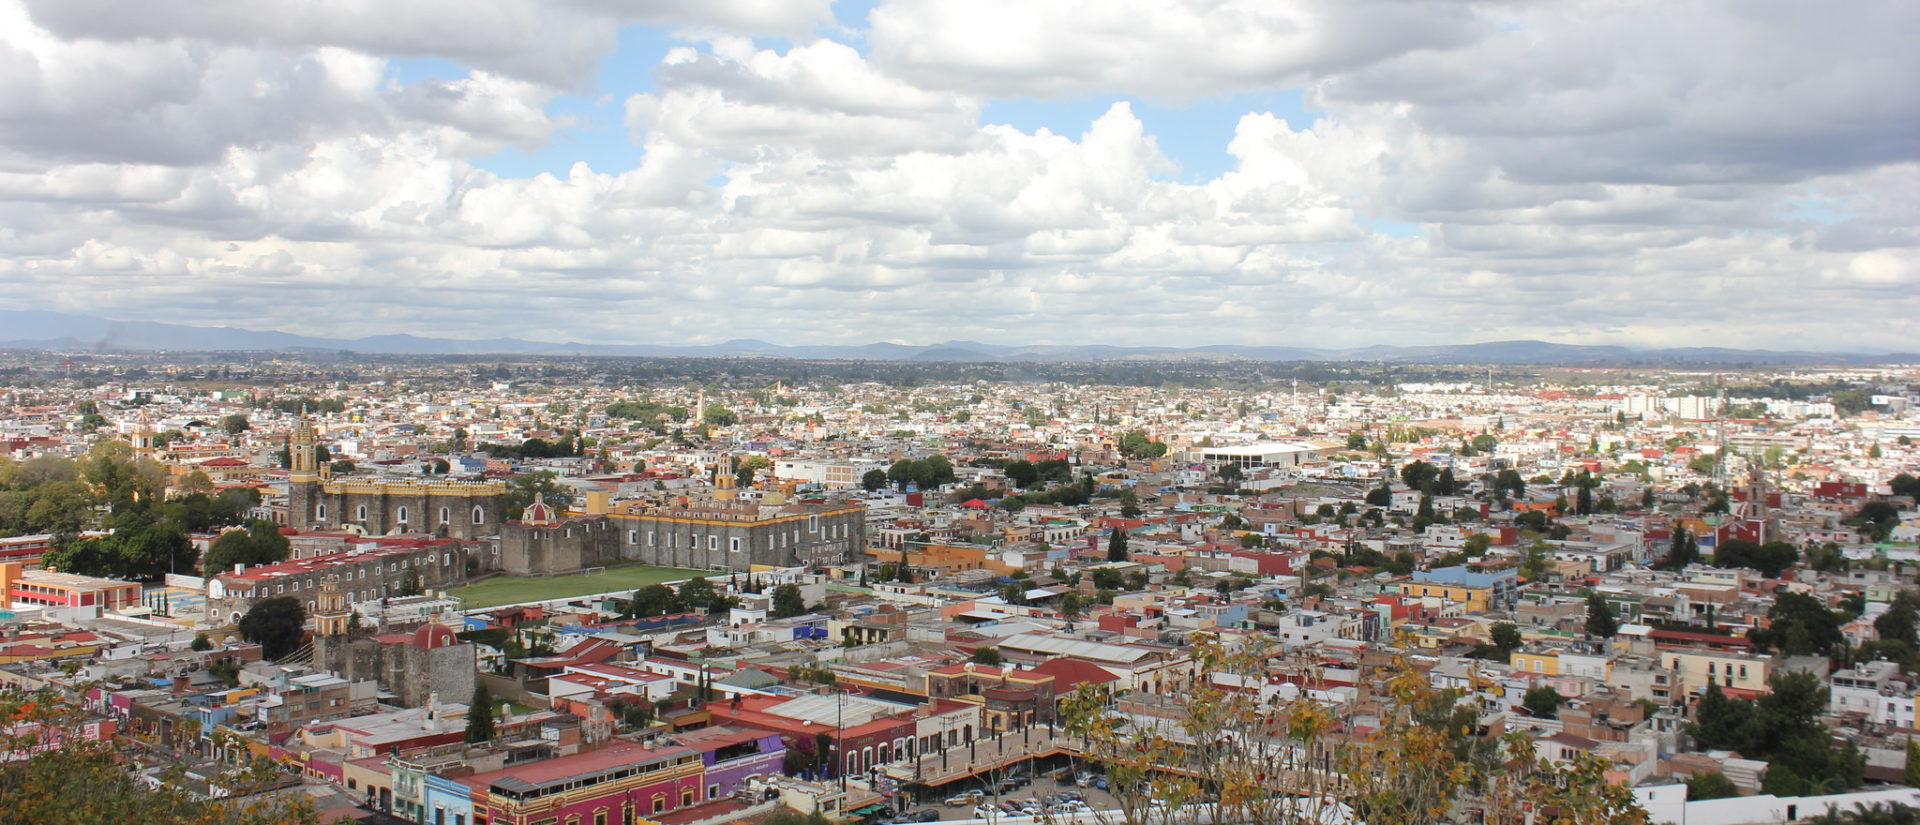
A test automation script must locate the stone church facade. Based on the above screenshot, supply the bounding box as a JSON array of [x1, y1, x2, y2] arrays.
[[285, 416, 506, 539], [310, 575, 475, 707]]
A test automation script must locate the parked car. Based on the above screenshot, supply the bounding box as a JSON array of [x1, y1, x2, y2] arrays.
[[944, 791, 984, 807], [897, 811, 939, 822]]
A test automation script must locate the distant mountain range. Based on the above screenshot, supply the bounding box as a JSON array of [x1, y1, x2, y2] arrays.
[[1, 309, 1912, 365]]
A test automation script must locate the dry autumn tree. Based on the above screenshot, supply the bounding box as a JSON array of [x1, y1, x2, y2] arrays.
[[0, 687, 324, 825], [1060, 634, 1647, 825]]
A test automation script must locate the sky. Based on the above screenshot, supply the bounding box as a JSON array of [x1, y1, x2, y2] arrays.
[[0, 0, 1915, 351]]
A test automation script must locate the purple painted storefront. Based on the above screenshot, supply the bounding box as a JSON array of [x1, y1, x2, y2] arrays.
[[673, 726, 786, 800]]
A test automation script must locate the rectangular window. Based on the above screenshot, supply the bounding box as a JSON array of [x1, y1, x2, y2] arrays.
[[648, 531, 656, 546], [730, 537, 742, 553], [708, 536, 719, 551], [630, 530, 638, 544]]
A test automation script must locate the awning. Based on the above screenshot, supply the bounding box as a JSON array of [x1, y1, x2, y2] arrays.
[[850, 805, 886, 816]]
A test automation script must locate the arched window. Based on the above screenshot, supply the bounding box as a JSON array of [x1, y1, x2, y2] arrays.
[[396, 506, 409, 525], [315, 503, 326, 521], [440, 507, 450, 524], [472, 506, 485, 524], [356, 504, 368, 521]]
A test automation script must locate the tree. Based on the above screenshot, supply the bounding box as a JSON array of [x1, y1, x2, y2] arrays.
[[190, 634, 212, 651], [1523, 685, 1565, 719], [1365, 485, 1392, 507], [970, 647, 1003, 665], [1065, 638, 1647, 825], [1217, 463, 1243, 484], [1060, 592, 1085, 626], [1689, 682, 1759, 753], [466, 682, 495, 743], [1585, 592, 1619, 638], [1463, 533, 1492, 557], [702, 405, 738, 427], [1748, 591, 1845, 655], [1805, 802, 1920, 825], [398, 568, 423, 597], [1490, 622, 1522, 654], [732, 455, 770, 487], [218, 414, 251, 436], [1876, 591, 1918, 649], [923, 454, 958, 487], [1400, 461, 1439, 493], [1665, 526, 1700, 570], [201, 519, 291, 575], [502, 470, 573, 519], [238, 596, 305, 660], [1118, 430, 1168, 459], [626, 584, 679, 618], [1107, 528, 1129, 562], [1003, 460, 1040, 489], [1713, 539, 1797, 578], [1347, 432, 1368, 450], [860, 468, 887, 492], [770, 583, 808, 618], [0, 689, 319, 825], [1685, 771, 1739, 801], [1907, 739, 1920, 788]]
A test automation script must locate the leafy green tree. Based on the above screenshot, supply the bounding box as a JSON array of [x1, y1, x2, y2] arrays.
[[1685, 771, 1739, 800], [677, 577, 734, 612], [466, 682, 495, 743], [625, 584, 680, 618], [1490, 622, 1522, 654], [1749, 591, 1845, 655], [1585, 593, 1619, 638], [1713, 539, 1798, 578], [860, 468, 887, 492], [1060, 592, 1085, 625], [971, 647, 1002, 665], [201, 519, 291, 574], [1875, 591, 1918, 649], [238, 596, 305, 660], [1107, 528, 1129, 562], [1665, 526, 1699, 570], [502, 470, 573, 519], [923, 454, 958, 486], [190, 634, 211, 651], [218, 414, 252, 436], [1118, 430, 1167, 459], [398, 568, 423, 597], [1400, 461, 1439, 492], [1689, 681, 1760, 752], [1003, 460, 1040, 489], [1365, 486, 1392, 507], [770, 583, 808, 618], [702, 405, 738, 427], [1522, 685, 1565, 719]]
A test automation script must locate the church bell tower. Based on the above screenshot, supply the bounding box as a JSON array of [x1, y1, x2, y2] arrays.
[[288, 414, 321, 530]]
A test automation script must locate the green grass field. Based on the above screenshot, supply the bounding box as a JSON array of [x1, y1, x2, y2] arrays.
[[448, 564, 713, 609]]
